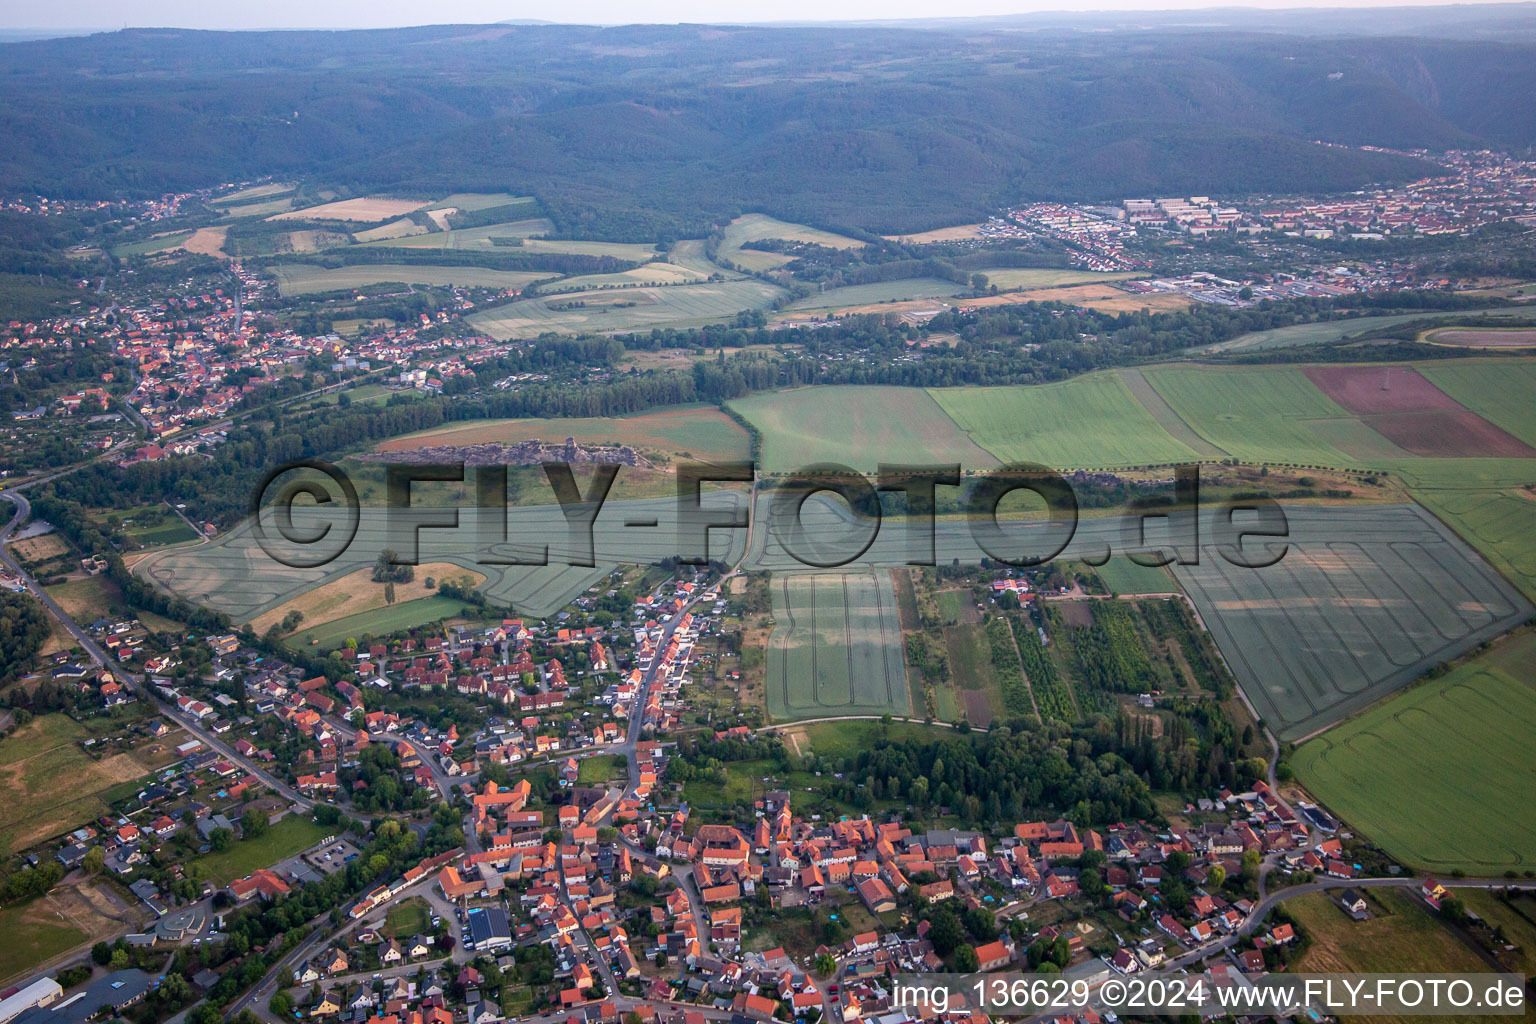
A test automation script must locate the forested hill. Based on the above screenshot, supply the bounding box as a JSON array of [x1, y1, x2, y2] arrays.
[[2, 22, 1535, 235]]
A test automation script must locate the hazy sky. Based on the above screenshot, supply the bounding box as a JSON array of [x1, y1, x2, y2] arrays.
[[0, 0, 1516, 31]]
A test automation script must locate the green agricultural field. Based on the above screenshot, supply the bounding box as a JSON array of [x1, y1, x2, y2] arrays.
[[765, 570, 911, 720], [1115, 367, 1228, 458], [931, 372, 1202, 469], [1420, 359, 1536, 448], [217, 182, 295, 205], [1294, 629, 1536, 876], [468, 279, 785, 339], [367, 217, 556, 249], [971, 268, 1141, 291], [111, 231, 192, 257], [1412, 488, 1536, 601], [270, 263, 549, 296], [191, 814, 334, 886], [1172, 503, 1531, 740], [1093, 556, 1175, 596], [788, 278, 970, 310], [729, 386, 998, 474], [1142, 365, 1365, 466]]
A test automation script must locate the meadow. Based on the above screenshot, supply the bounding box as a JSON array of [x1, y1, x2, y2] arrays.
[[0, 897, 88, 983], [1293, 630, 1536, 874], [941, 623, 1001, 726], [932, 372, 1202, 468], [728, 386, 998, 473], [270, 263, 549, 296], [0, 714, 168, 855], [1092, 556, 1175, 595], [719, 213, 864, 272], [191, 814, 334, 885], [1287, 887, 1488, 1024], [765, 570, 911, 721], [468, 279, 785, 339]]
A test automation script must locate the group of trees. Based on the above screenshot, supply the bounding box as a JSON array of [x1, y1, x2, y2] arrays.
[[0, 589, 51, 685]]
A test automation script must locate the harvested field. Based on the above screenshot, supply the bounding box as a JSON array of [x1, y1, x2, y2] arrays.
[[955, 285, 1194, 314], [541, 262, 707, 293], [270, 197, 429, 222], [765, 570, 911, 720], [1421, 327, 1536, 348], [469, 279, 784, 338], [247, 561, 485, 635], [374, 406, 751, 464], [218, 182, 293, 204], [882, 224, 988, 243], [179, 226, 229, 256]]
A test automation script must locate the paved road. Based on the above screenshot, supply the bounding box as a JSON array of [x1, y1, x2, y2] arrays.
[[1, 492, 317, 810]]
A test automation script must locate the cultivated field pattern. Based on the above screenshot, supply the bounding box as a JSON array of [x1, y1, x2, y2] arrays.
[[765, 570, 912, 720]]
